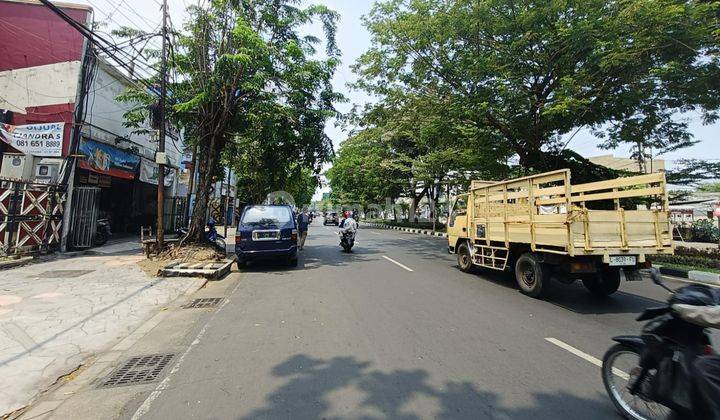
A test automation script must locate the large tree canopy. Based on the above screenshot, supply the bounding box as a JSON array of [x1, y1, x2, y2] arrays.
[[353, 0, 720, 176], [119, 0, 342, 240]]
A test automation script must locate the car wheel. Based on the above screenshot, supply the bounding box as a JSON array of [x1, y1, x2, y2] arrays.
[[288, 256, 298, 267], [236, 259, 247, 270]]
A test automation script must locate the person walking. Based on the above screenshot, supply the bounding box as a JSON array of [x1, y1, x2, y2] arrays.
[[297, 210, 309, 250]]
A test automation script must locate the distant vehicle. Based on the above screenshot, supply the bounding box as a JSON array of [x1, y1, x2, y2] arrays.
[[235, 205, 298, 268], [447, 169, 673, 298], [324, 212, 339, 226]]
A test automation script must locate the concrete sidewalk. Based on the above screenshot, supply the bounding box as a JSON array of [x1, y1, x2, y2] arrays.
[[0, 248, 205, 417]]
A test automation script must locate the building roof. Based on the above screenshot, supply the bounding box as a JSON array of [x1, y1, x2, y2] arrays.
[[1, 0, 92, 12]]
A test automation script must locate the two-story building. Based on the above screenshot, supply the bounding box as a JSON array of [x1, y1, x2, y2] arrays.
[[0, 0, 184, 250]]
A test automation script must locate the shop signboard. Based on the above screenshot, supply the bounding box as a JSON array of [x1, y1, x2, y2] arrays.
[[78, 138, 140, 180], [0, 122, 64, 156], [139, 158, 174, 186]]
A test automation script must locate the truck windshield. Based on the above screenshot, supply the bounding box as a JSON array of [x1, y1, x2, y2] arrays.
[[242, 206, 291, 226], [453, 197, 467, 216]]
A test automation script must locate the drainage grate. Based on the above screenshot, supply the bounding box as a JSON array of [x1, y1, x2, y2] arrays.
[[36, 270, 94, 278], [98, 354, 175, 388], [184, 297, 223, 309]]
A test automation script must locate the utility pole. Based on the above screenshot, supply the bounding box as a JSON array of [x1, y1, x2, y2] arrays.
[[156, 0, 168, 248], [223, 168, 231, 238]]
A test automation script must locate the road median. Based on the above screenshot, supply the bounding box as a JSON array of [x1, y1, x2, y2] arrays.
[[363, 222, 447, 238]]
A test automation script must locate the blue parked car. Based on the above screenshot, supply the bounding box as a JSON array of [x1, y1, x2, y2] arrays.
[[235, 205, 298, 268]]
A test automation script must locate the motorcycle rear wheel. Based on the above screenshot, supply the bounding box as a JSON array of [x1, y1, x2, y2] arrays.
[[94, 230, 108, 246], [602, 343, 672, 420]]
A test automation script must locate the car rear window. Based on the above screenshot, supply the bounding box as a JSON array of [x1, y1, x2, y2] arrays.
[[242, 206, 292, 226]]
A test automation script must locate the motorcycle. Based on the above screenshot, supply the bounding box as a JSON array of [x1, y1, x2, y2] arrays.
[[175, 219, 226, 253], [602, 268, 719, 420], [338, 230, 355, 253], [94, 218, 112, 246]]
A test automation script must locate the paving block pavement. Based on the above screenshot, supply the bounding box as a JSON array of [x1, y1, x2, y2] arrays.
[[0, 250, 206, 417]]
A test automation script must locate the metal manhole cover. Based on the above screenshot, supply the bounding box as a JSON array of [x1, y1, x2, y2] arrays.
[[184, 298, 223, 309], [98, 354, 175, 389], [36, 270, 94, 278]]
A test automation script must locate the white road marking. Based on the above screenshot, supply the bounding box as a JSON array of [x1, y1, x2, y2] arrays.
[[382, 255, 414, 272], [131, 281, 243, 419], [545, 337, 629, 380], [370, 231, 382, 235]]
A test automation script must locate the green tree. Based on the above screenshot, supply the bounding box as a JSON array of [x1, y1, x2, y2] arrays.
[[354, 0, 720, 181], [121, 0, 341, 242]]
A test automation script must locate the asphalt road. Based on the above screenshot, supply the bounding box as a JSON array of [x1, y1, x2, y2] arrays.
[[108, 218, 697, 420]]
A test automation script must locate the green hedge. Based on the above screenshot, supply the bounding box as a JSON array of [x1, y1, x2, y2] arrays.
[[690, 219, 720, 243], [649, 246, 720, 271]]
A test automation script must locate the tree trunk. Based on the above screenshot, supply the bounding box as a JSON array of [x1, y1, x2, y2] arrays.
[[410, 187, 428, 224], [187, 133, 223, 242]]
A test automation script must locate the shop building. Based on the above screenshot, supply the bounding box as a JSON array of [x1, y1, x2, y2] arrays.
[[0, 0, 184, 252]]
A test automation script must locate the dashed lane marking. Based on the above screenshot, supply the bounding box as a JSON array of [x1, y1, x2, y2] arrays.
[[382, 255, 414, 272], [545, 337, 629, 380]]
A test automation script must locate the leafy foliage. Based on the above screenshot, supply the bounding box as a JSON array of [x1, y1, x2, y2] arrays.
[[118, 0, 341, 240], [351, 0, 720, 180], [691, 219, 720, 243], [698, 182, 720, 193]]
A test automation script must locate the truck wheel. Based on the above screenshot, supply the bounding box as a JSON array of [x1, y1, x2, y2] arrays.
[[582, 268, 620, 296], [456, 242, 475, 273], [515, 253, 550, 298]]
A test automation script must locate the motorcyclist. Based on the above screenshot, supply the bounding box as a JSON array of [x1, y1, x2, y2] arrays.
[[671, 303, 720, 419], [339, 211, 358, 233]]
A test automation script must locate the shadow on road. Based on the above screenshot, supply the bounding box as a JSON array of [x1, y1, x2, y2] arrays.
[[459, 267, 664, 316], [237, 244, 385, 275], [241, 354, 614, 420]]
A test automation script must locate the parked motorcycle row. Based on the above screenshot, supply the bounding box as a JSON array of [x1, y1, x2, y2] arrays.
[[602, 269, 720, 420]]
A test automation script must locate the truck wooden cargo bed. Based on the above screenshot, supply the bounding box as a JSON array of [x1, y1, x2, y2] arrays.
[[468, 169, 672, 261]]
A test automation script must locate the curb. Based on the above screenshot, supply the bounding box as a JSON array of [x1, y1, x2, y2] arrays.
[[658, 266, 720, 286], [161, 258, 236, 280], [363, 222, 448, 238], [0, 256, 34, 270]]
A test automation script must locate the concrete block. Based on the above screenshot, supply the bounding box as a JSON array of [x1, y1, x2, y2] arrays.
[[689, 271, 720, 286]]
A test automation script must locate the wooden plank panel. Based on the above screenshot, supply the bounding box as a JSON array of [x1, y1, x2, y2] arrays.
[[534, 185, 566, 196], [571, 173, 665, 194], [570, 187, 664, 203], [535, 214, 567, 223], [469, 169, 569, 191], [535, 197, 567, 205]]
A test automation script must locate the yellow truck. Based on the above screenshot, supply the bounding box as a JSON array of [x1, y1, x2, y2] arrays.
[[447, 169, 673, 297]]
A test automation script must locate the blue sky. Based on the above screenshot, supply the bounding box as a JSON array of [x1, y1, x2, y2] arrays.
[[76, 0, 718, 199]]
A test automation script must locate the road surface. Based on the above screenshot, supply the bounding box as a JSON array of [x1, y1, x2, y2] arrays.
[[37, 220, 694, 419]]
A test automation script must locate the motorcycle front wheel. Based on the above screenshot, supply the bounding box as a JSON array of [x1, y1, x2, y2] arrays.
[[94, 230, 108, 246], [602, 343, 672, 420]]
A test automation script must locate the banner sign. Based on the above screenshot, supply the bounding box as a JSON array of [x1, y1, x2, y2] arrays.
[[0, 122, 64, 156], [139, 158, 174, 186], [78, 138, 140, 180]]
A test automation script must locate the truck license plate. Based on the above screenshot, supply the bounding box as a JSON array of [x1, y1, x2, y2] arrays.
[[609, 255, 636, 266]]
